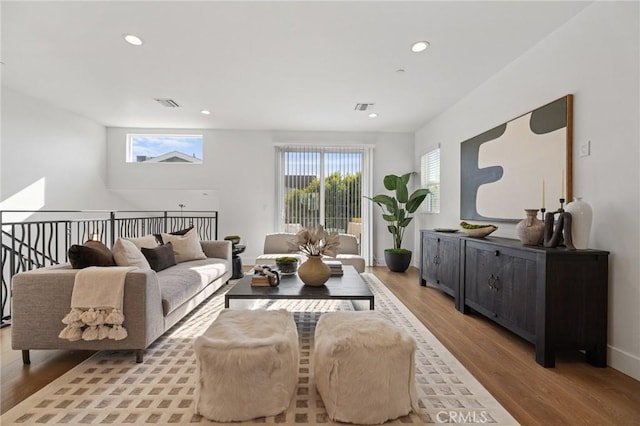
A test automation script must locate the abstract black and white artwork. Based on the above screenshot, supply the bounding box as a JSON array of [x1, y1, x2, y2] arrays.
[[460, 95, 573, 222]]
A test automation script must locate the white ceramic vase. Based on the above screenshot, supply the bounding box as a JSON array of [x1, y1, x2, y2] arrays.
[[565, 197, 592, 249]]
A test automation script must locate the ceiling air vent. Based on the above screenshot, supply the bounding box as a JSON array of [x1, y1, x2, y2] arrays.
[[154, 98, 181, 108], [354, 103, 375, 111]]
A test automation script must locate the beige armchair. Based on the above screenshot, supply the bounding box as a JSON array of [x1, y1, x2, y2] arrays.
[[346, 221, 362, 241], [255, 233, 365, 273]]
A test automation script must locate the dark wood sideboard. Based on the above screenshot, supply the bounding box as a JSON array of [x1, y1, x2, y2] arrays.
[[419, 230, 609, 368]]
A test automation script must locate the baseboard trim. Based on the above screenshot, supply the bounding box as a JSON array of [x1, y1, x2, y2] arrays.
[[608, 345, 640, 381]]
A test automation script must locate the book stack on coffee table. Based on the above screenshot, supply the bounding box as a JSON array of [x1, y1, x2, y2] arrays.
[[324, 260, 343, 276], [251, 266, 280, 286]]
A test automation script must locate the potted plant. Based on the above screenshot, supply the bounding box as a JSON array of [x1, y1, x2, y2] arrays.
[[275, 256, 299, 275], [224, 235, 241, 245], [365, 173, 429, 272]]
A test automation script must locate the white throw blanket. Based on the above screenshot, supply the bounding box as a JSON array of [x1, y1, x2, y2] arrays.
[[59, 266, 136, 342]]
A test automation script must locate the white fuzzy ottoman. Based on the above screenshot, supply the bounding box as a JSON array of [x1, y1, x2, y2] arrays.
[[314, 311, 418, 424], [194, 309, 299, 422]]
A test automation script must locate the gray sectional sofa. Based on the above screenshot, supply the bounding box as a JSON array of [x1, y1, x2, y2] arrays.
[[11, 240, 231, 364]]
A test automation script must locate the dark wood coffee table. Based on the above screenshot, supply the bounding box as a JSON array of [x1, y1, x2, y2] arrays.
[[225, 265, 374, 310]]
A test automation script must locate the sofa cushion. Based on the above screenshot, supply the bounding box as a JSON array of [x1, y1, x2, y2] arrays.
[[125, 234, 159, 250], [337, 234, 359, 255], [161, 228, 207, 263], [255, 253, 306, 265], [263, 233, 299, 254], [142, 243, 177, 272], [112, 238, 151, 270], [336, 254, 366, 273], [156, 258, 228, 316], [169, 225, 194, 236], [154, 226, 194, 245], [68, 241, 116, 269]]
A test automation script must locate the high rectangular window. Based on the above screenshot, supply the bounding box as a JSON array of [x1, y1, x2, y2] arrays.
[[126, 134, 203, 163]]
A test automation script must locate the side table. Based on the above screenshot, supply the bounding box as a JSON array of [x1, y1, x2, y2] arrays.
[[231, 244, 246, 279]]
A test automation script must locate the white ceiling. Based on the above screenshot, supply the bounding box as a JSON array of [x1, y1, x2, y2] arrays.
[[2, 1, 591, 132]]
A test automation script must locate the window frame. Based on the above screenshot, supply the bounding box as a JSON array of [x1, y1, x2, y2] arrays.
[[125, 133, 204, 164], [275, 144, 373, 265], [421, 144, 441, 214]]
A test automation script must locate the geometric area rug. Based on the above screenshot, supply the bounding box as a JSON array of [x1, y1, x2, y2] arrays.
[[1, 273, 519, 425]]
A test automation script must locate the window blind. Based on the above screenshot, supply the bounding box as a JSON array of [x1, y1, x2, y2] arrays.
[[275, 144, 373, 264], [421, 146, 441, 213]]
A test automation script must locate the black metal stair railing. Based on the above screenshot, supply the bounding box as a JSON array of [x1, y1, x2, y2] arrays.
[[0, 210, 219, 328]]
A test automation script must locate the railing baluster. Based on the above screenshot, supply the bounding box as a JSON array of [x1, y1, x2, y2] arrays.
[[1, 245, 8, 327], [0, 210, 218, 326]]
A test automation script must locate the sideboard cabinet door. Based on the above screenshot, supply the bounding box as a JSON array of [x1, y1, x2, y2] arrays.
[[463, 244, 499, 316], [421, 232, 439, 285], [420, 231, 461, 303], [438, 237, 461, 295], [464, 240, 537, 341]]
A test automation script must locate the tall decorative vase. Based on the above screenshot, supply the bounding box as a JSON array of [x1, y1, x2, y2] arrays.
[[516, 209, 545, 245], [565, 197, 592, 249], [297, 255, 331, 287]]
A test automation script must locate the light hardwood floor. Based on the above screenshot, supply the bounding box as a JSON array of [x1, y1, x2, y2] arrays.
[[2, 266, 639, 424]]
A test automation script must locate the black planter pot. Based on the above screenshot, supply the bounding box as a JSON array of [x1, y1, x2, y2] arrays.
[[384, 250, 412, 273]]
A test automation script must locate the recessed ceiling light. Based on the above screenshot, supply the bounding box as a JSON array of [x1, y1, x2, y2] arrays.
[[396, 68, 406, 73], [410, 41, 430, 53], [124, 34, 143, 46], [368, 113, 378, 118], [200, 110, 211, 115]]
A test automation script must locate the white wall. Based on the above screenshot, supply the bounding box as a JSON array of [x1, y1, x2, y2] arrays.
[[0, 84, 3, 202], [1, 88, 127, 211], [1, 89, 414, 261], [414, 2, 640, 379], [107, 128, 413, 264], [368, 133, 417, 265]]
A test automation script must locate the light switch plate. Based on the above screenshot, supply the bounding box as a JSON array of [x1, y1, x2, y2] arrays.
[[580, 140, 591, 157]]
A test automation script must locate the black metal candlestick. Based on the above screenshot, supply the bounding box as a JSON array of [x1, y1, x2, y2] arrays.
[[543, 198, 574, 249]]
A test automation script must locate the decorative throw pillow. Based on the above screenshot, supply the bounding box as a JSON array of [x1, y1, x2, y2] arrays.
[[161, 228, 207, 263], [124, 234, 159, 250], [170, 225, 194, 236], [112, 238, 151, 270], [84, 240, 115, 260], [154, 226, 194, 245], [68, 240, 116, 269], [141, 243, 177, 272]]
